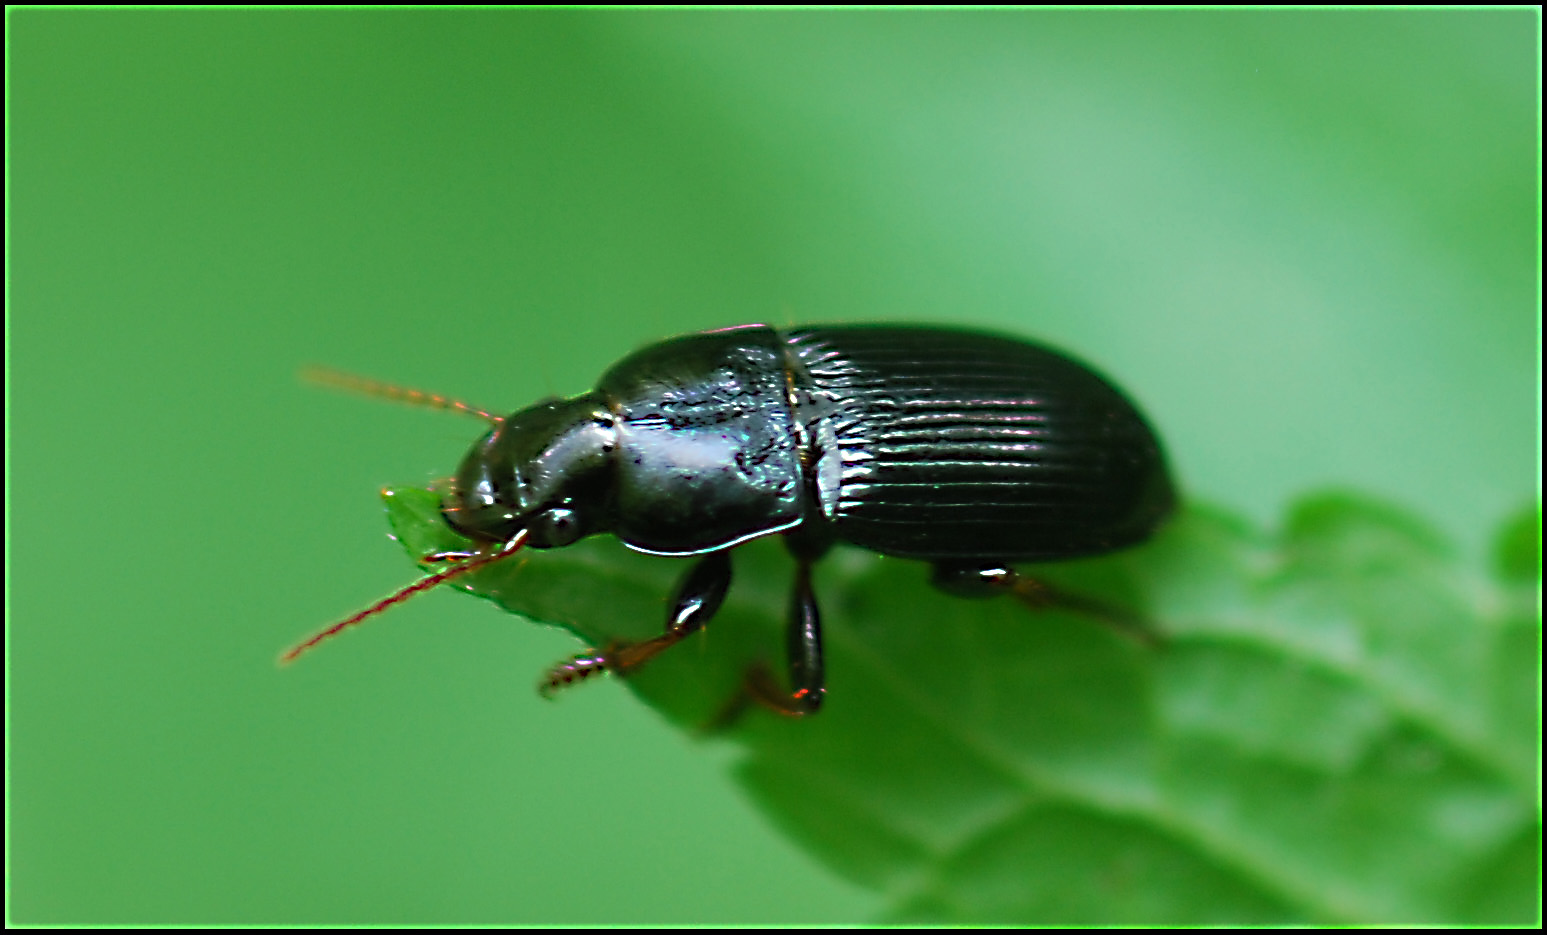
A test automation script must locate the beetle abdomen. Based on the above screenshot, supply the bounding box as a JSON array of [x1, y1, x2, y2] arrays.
[[784, 326, 1174, 562]]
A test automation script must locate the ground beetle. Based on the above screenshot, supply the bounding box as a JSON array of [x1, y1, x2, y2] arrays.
[[286, 323, 1175, 716]]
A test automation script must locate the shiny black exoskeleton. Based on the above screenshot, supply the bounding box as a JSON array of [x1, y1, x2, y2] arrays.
[[443, 323, 1174, 715]]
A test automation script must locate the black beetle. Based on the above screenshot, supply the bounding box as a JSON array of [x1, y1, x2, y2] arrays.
[[286, 323, 1174, 716]]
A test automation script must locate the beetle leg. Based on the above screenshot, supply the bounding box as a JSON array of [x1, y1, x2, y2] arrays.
[[720, 556, 825, 721], [702, 540, 829, 727], [929, 561, 1020, 599], [783, 558, 826, 712], [627, 548, 735, 667], [930, 561, 1161, 648], [538, 550, 733, 698]]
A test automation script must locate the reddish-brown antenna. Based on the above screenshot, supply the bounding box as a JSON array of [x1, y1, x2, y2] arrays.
[[281, 530, 530, 664], [301, 366, 503, 424]]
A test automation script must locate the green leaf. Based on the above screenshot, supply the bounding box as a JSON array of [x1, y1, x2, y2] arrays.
[[1494, 503, 1543, 586], [383, 487, 1540, 925]]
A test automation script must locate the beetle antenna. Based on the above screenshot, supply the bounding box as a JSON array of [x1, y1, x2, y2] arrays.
[[301, 366, 503, 424], [280, 530, 529, 664]]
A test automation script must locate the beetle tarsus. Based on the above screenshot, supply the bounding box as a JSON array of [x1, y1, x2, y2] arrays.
[[538, 651, 611, 699]]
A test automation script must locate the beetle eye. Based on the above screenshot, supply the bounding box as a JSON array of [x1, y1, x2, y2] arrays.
[[535, 507, 583, 547]]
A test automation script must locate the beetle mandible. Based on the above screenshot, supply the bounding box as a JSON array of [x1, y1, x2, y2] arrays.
[[285, 323, 1175, 716]]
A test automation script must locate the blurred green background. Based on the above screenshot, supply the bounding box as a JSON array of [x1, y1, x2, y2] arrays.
[[8, 9, 1538, 925]]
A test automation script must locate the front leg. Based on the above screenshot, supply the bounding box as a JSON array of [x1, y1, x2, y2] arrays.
[[539, 550, 733, 698]]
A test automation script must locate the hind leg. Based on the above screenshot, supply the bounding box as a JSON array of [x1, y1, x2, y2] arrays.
[[930, 561, 1160, 647]]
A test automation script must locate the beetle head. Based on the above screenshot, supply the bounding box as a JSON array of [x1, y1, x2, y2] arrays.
[[444, 393, 617, 548]]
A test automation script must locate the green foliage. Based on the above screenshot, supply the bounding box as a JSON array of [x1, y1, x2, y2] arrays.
[[385, 487, 1540, 925]]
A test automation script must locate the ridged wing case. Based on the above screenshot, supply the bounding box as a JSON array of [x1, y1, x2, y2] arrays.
[[784, 325, 1173, 562]]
